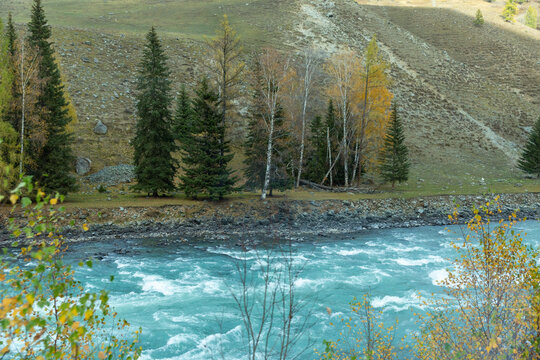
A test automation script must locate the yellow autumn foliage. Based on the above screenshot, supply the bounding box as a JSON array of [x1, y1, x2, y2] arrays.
[[415, 198, 540, 359]]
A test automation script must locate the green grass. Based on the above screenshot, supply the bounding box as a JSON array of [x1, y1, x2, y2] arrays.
[[4, 0, 295, 46], [61, 178, 539, 209]]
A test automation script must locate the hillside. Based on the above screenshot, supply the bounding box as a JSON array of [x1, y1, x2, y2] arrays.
[[2, 0, 539, 191]]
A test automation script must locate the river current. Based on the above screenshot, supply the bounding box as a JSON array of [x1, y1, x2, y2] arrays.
[[67, 221, 540, 359]]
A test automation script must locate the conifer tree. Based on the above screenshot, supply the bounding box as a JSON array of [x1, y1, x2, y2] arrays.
[[179, 78, 235, 200], [27, 0, 77, 194], [518, 117, 540, 178], [7, 13, 16, 57], [306, 115, 326, 183], [474, 9, 485, 26], [0, 19, 13, 121], [132, 27, 176, 197], [173, 84, 192, 144], [379, 105, 409, 188], [206, 14, 245, 152]]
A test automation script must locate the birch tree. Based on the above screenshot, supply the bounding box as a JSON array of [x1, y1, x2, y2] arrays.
[[325, 49, 360, 187], [295, 48, 319, 188], [257, 48, 292, 200], [5, 32, 46, 176]]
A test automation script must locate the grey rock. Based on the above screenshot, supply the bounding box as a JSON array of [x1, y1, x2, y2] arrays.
[[81, 57, 90, 63], [76, 157, 92, 175], [94, 120, 108, 135], [84, 164, 135, 186]]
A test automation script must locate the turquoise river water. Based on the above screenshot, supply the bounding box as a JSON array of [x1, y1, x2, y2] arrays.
[[66, 221, 540, 359]]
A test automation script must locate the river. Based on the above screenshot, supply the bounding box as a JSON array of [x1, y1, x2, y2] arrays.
[[67, 221, 540, 359]]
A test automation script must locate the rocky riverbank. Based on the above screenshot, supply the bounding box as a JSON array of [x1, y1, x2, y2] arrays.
[[2, 192, 538, 244]]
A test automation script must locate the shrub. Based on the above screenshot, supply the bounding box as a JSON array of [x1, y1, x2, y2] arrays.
[[503, 0, 518, 22], [0, 121, 19, 201], [0, 177, 142, 359], [525, 6, 538, 29], [319, 294, 403, 359], [474, 9, 485, 26], [415, 198, 540, 359]]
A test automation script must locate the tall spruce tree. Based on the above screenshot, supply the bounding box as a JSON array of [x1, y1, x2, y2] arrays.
[[3, 14, 19, 133], [379, 104, 409, 188], [173, 84, 192, 144], [306, 99, 340, 185], [27, 0, 77, 194], [518, 117, 540, 177], [132, 27, 176, 196], [305, 115, 326, 183], [7, 13, 16, 57], [0, 19, 13, 121], [179, 78, 235, 200]]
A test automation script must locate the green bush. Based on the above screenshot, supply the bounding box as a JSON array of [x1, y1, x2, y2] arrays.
[[0, 120, 19, 201], [525, 6, 538, 29], [0, 178, 142, 359], [503, 0, 518, 22]]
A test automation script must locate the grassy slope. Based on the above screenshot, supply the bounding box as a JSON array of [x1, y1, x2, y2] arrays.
[[5, 0, 294, 45]]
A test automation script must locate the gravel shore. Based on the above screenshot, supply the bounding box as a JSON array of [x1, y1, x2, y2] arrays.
[[3, 193, 537, 244]]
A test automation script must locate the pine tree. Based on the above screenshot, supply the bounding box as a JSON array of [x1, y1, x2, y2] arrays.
[[179, 78, 236, 200], [27, 0, 77, 194], [7, 13, 16, 57], [379, 105, 409, 188], [173, 84, 192, 144], [474, 9, 485, 26], [0, 19, 13, 121], [306, 115, 326, 183], [132, 27, 177, 196], [525, 6, 538, 29], [518, 117, 540, 177]]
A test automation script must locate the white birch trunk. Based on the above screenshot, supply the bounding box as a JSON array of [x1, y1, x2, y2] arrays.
[[261, 111, 275, 200]]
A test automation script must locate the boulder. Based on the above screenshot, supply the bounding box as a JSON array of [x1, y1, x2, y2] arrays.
[[76, 157, 92, 175], [94, 120, 108, 135]]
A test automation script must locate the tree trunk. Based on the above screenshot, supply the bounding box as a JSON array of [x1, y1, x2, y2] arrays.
[[326, 127, 333, 187], [351, 138, 360, 185], [261, 112, 275, 200], [355, 64, 370, 186], [295, 93, 308, 188], [342, 100, 349, 187]]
